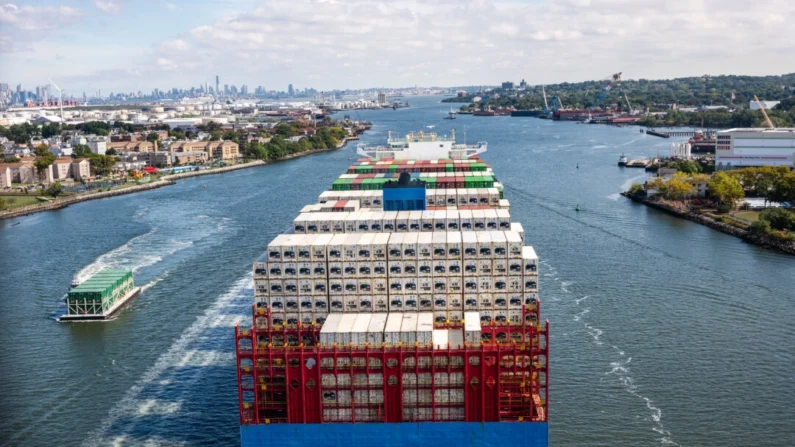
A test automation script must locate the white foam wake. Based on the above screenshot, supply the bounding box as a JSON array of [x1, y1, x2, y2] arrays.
[[81, 275, 252, 447]]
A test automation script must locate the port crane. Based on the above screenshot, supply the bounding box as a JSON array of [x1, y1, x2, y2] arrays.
[[591, 72, 622, 110], [753, 95, 775, 129], [540, 85, 563, 116]]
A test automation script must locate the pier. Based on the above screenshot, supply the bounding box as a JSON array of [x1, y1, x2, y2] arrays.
[[643, 129, 717, 138]]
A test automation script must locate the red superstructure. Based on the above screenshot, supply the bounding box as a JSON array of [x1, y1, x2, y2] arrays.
[[235, 306, 549, 425]]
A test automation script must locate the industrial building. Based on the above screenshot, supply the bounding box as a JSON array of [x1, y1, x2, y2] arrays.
[[715, 128, 795, 169]]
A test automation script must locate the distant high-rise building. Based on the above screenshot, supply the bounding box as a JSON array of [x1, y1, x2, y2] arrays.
[[377, 92, 386, 105], [501, 81, 514, 90], [288, 84, 294, 96], [216, 75, 220, 95], [241, 84, 248, 95], [224, 84, 229, 95]]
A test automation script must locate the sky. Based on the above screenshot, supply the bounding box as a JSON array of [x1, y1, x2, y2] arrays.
[[1, 0, 794, 94]]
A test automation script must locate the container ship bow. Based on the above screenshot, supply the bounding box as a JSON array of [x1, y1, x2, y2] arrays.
[[235, 130, 549, 447]]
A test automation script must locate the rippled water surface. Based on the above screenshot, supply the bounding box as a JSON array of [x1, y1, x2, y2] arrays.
[[1, 96, 792, 446]]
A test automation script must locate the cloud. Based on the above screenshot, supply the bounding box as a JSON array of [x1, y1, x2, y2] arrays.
[[164, 3, 177, 11], [5, 0, 795, 90], [0, 3, 82, 31], [94, 1, 121, 14]]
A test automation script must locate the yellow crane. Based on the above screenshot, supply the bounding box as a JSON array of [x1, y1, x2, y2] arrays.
[[753, 95, 775, 129]]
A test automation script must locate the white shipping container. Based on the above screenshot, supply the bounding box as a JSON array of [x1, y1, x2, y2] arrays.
[[464, 293, 478, 310], [403, 295, 420, 312], [367, 313, 388, 345], [409, 211, 422, 231], [506, 231, 524, 258], [388, 233, 404, 259], [459, 209, 473, 231], [372, 233, 390, 260], [329, 297, 344, 312], [266, 234, 290, 261], [352, 314, 372, 345], [396, 211, 410, 232], [432, 232, 447, 259], [417, 233, 433, 259], [462, 232, 477, 259], [446, 231, 462, 259], [373, 295, 389, 312], [433, 210, 447, 231], [417, 312, 434, 344], [356, 233, 375, 260], [358, 295, 373, 312], [476, 232, 493, 258], [448, 310, 463, 324], [344, 212, 359, 233], [327, 234, 346, 260], [522, 246, 539, 274], [493, 258, 508, 276], [496, 209, 511, 230], [382, 211, 398, 232], [419, 294, 433, 311], [446, 210, 460, 231], [464, 311, 481, 346], [384, 313, 403, 345], [421, 210, 434, 232], [471, 210, 486, 230], [432, 329, 449, 349], [491, 231, 507, 258], [448, 328, 464, 348], [335, 314, 358, 345], [400, 313, 418, 344], [511, 222, 525, 244], [403, 233, 419, 260]]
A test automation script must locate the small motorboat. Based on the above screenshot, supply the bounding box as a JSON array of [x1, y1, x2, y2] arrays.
[[618, 154, 628, 166]]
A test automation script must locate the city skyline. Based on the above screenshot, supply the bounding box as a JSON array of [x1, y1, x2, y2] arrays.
[[1, 0, 795, 93]]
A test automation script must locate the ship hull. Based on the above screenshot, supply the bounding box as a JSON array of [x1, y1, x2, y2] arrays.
[[241, 422, 548, 447]]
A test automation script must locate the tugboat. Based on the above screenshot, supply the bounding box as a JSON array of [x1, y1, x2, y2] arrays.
[[618, 153, 628, 167]]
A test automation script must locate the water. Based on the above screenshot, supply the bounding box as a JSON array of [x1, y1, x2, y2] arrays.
[[1, 97, 792, 447]]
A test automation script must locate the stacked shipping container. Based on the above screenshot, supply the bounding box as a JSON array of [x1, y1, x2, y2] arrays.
[[237, 154, 549, 437]]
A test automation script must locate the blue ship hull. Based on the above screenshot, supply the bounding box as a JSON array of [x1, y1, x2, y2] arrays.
[[241, 422, 548, 447]]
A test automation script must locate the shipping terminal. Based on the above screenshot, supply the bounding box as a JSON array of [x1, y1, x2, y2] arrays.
[[235, 131, 549, 447]]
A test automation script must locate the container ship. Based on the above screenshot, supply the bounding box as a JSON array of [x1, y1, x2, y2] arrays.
[[235, 130, 549, 447], [61, 269, 140, 321]]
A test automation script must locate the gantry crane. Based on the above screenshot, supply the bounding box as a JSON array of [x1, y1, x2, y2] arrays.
[[753, 95, 775, 129]]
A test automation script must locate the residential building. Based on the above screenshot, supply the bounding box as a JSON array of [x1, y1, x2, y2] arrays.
[[715, 128, 795, 169], [206, 141, 239, 160], [173, 151, 208, 165], [1, 162, 39, 184], [750, 100, 780, 110], [142, 151, 173, 167], [170, 140, 239, 160], [51, 158, 73, 180], [87, 136, 109, 155], [0, 165, 10, 188], [108, 141, 156, 152], [71, 159, 91, 179]]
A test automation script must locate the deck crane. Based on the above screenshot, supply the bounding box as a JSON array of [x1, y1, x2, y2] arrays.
[[753, 95, 775, 129], [592, 72, 622, 110], [541, 86, 563, 116]]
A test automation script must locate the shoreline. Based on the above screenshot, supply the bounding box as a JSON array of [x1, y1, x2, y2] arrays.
[[622, 193, 795, 255], [0, 137, 357, 221]]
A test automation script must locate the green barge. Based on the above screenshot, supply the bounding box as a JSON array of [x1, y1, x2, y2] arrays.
[[60, 269, 141, 322]]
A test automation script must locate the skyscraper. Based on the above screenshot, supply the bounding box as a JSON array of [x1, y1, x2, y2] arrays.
[[216, 75, 220, 95], [288, 84, 294, 96]]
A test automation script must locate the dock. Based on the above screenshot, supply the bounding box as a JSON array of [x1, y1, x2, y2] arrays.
[[643, 129, 717, 138]]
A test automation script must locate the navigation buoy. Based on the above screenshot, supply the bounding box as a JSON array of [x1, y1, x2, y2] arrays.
[[576, 163, 579, 169], [575, 204, 580, 212]]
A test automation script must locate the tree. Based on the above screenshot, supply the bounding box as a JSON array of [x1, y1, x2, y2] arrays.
[[708, 172, 744, 206], [770, 172, 795, 204], [644, 177, 667, 193], [72, 144, 92, 158], [3, 156, 21, 163], [146, 133, 160, 142], [33, 144, 55, 181], [758, 208, 795, 231], [627, 183, 647, 199], [46, 182, 63, 198], [77, 121, 110, 136], [754, 177, 775, 208], [665, 178, 696, 200], [106, 148, 117, 155], [748, 219, 772, 235], [41, 123, 61, 139], [209, 131, 222, 141]]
